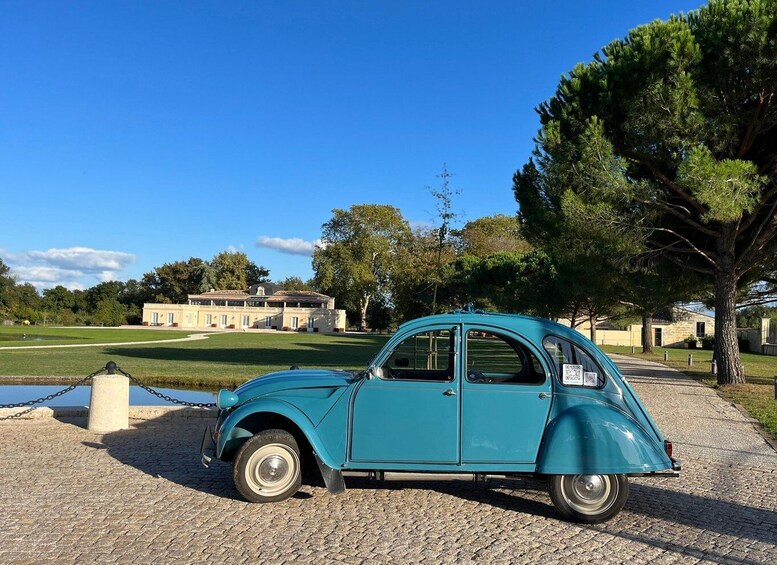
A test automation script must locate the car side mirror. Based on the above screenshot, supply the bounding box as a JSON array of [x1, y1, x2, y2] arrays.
[[394, 357, 410, 368], [368, 366, 383, 379]]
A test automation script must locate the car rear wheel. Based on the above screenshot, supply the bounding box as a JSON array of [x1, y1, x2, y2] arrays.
[[548, 474, 628, 523], [233, 429, 302, 503]]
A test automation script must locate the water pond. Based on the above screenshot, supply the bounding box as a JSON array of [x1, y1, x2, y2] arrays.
[[0, 384, 217, 407]]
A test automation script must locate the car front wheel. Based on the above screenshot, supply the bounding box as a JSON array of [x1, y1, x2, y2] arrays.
[[548, 474, 628, 523], [233, 429, 302, 503]]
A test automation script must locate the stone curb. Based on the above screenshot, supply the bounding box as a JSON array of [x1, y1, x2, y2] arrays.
[[0, 406, 217, 420]]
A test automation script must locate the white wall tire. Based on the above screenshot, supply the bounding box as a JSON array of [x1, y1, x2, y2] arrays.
[[233, 429, 302, 503], [548, 474, 629, 523]]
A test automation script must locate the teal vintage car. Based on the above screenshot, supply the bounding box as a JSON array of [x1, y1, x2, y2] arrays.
[[201, 310, 680, 523]]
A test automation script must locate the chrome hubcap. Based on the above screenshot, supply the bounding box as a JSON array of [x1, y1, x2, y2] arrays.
[[258, 455, 289, 483], [560, 474, 616, 516], [573, 475, 605, 501], [244, 443, 299, 496]]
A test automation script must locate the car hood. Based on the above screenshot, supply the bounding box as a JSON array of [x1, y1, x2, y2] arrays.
[[232, 369, 357, 404]]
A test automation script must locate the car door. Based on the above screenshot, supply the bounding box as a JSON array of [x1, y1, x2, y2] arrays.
[[461, 326, 552, 463], [349, 326, 460, 463]]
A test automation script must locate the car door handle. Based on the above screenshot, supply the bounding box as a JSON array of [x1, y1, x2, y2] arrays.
[[443, 389, 457, 396], [539, 392, 549, 400]]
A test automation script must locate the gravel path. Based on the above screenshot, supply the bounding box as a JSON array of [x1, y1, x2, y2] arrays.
[[0, 332, 214, 350], [0, 356, 775, 564]]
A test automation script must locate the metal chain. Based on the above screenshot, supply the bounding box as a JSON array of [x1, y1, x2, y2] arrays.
[[115, 366, 216, 408], [0, 363, 215, 421], [0, 368, 106, 421]]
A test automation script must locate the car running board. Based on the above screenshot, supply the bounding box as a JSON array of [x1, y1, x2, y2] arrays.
[[313, 458, 534, 495]]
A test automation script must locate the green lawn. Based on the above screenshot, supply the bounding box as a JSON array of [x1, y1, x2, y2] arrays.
[[601, 345, 777, 440], [0, 326, 198, 347], [0, 331, 390, 388]]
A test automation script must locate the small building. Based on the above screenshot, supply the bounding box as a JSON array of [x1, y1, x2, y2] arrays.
[[142, 284, 347, 332], [559, 307, 716, 348]]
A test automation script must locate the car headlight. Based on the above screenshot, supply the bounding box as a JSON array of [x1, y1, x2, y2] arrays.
[[216, 389, 239, 410]]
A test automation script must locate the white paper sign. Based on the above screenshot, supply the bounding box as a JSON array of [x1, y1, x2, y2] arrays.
[[562, 364, 583, 385], [584, 371, 598, 387]]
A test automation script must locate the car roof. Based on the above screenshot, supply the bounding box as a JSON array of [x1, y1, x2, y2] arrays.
[[396, 310, 588, 345]]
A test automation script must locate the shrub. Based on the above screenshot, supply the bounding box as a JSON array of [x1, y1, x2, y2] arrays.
[[701, 335, 715, 350]]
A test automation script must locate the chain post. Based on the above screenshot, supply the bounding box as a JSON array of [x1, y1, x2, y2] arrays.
[[1, 363, 214, 421]]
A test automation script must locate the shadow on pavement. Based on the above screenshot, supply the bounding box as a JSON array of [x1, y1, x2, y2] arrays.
[[97, 416, 239, 501], [625, 481, 777, 546], [97, 415, 777, 549]]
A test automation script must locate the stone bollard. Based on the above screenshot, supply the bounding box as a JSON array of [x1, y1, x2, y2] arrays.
[[631, 346, 635, 353], [88, 361, 129, 433], [688, 354, 693, 367], [711, 359, 717, 375], [664, 350, 669, 361]]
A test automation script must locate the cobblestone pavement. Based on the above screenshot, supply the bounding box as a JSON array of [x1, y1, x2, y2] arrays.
[[1, 357, 775, 564]]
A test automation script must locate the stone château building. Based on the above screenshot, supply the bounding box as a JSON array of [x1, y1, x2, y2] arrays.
[[142, 284, 346, 332]]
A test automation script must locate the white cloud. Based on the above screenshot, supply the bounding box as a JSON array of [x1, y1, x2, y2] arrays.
[[256, 236, 321, 256], [6, 246, 135, 290], [10, 266, 86, 291], [409, 219, 434, 231], [26, 247, 135, 271], [11, 266, 82, 282]]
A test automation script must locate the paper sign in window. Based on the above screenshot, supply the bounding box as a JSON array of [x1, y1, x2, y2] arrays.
[[583, 372, 598, 387], [562, 364, 583, 385]]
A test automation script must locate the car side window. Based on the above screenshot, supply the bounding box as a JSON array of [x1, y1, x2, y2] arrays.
[[381, 329, 454, 382], [466, 330, 545, 385], [542, 336, 606, 388]]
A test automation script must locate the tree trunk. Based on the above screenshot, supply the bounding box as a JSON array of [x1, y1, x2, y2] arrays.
[[589, 313, 597, 343], [359, 295, 370, 332], [714, 260, 745, 385], [642, 312, 654, 354]]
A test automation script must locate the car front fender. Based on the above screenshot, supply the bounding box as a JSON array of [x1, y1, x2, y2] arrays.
[[536, 402, 672, 475], [216, 398, 340, 469]]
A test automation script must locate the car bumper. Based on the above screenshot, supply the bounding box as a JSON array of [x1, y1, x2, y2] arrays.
[[200, 425, 216, 468], [629, 457, 681, 477]]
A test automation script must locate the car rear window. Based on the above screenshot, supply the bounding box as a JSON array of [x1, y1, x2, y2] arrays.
[[542, 336, 606, 388]]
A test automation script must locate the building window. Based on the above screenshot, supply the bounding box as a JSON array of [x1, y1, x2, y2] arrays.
[[167, 313, 174, 325], [242, 315, 250, 327], [228, 300, 245, 307], [220, 315, 228, 327], [205, 314, 212, 326], [291, 316, 299, 330], [307, 317, 314, 330], [265, 316, 272, 329], [696, 322, 706, 338], [187, 314, 194, 327], [151, 312, 159, 325]]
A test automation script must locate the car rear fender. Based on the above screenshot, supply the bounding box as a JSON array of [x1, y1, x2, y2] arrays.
[[536, 402, 672, 475], [217, 398, 340, 469]]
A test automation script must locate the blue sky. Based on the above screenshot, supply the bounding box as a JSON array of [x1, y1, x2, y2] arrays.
[[1, 0, 704, 290]]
